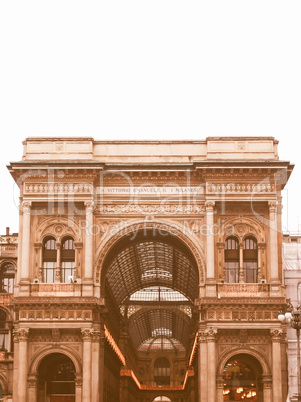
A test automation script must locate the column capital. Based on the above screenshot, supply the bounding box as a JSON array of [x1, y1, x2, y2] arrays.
[[75, 377, 83, 387], [21, 201, 32, 213], [81, 328, 93, 341], [216, 375, 224, 389], [91, 329, 104, 342], [262, 374, 272, 389], [84, 201, 95, 213], [27, 374, 38, 388], [205, 201, 215, 212], [268, 201, 278, 212], [270, 328, 285, 342], [13, 328, 29, 342], [198, 328, 217, 342]]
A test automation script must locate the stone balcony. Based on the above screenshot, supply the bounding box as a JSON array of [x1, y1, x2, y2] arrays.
[[217, 283, 272, 298]]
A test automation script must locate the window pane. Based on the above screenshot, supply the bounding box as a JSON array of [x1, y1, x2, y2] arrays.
[[43, 262, 56, 283], [61, 261, 75, 283], [244, 262, 258, 283], [225, 262, 239, 283]]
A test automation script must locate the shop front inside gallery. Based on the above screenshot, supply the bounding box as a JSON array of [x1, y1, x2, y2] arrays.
[[0, 137, 294, 401]]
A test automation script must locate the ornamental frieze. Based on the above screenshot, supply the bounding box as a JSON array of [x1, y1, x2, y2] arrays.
[[206, 182, 275, 194], [96, 204, 205, 215], [18, 309, 93, 321], [24, 182, 93, 194]]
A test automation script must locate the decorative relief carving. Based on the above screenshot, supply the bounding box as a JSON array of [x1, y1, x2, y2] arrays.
[[20, 201, 31, 213], [268, 201, 278, 212], [81, 329, 93, 341], [96, 204, 205, 215], [84, 201, 95, 212], [204, 307, 276, 322], [13, 328, 29, 342], [18, 308, 92, 322], [198, 328, 217, 342], [204, 201, 215, 211], [75, 378, 83, 387], [262, 374, 272, 389], [207, 182, 274, 194], [270, 328, 285, 342], [24, 182, 93, 194]]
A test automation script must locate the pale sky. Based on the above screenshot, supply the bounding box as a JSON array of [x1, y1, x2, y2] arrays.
[[0, 1, 301, 235]]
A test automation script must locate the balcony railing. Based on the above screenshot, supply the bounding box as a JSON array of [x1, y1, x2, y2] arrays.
[[217, 283, 271, 297]]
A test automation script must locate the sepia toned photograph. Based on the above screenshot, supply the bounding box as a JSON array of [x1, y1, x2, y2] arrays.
[[0, 2, 301, 402]]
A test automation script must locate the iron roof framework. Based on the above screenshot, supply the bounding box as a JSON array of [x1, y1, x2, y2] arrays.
[[105, 231, 199, 353]]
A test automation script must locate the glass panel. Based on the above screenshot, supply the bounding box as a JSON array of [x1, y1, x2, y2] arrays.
[[225, 237, 239, 250], [225, 262, 239, 283], [130, 286, 188, 302], [61, 262, 75, 283], [244, 262, 258, 283], [43, 262, 56, 283]]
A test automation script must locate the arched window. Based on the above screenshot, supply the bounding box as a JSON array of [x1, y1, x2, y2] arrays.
[[43, 237, 57, 283], [38, 353, 76, 401], [61, 237, 75, 283], [243, 237, 258, 283], [225, 237, 239, 283], [0, 310, 9, 351], [0, 263, 15, 293], [154, 357, 170, 385]]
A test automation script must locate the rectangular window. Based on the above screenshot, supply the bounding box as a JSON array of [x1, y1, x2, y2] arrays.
[[225, 262, 239, 283], [244, 262, 258, 283], [43, 262, 56, 283], [61, 261, 75, 283]]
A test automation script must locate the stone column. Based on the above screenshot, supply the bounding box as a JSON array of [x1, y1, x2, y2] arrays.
[[268, 201, 279, 282], [27, 374, 38, 402], [81, 329, 92, 402], [205, 201, 215, 279], [84, 201, 94, 279], [75, 377, 83, 402], [257, 243, 265, 282], [83, 202, 94, 296], [55, 242, 61, 283], [207, 329, 217, 402], [216, 375, 224, 402], [99, 333, 105, 402], [239, 243, 244, 283], [12, 330, 20, 397], [262, 374, 272, 402], [198, 329, 208, 402], [20, 202, 31, 283], [15, 328, 29, 402], [205, 201, 216, 296], [271, 329, 283, 402], [34, 242, 43, 282], [91, 329, 102, 402]]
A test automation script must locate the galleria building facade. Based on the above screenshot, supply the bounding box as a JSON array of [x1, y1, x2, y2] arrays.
[[0, 137, 294, 401]]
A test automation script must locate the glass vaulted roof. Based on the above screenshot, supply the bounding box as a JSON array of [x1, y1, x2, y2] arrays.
[[105, 232, 198, 354], [106, 239, 198, 305]]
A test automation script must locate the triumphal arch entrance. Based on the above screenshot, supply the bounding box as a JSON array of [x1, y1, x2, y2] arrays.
[[5, 137, 292, 401]]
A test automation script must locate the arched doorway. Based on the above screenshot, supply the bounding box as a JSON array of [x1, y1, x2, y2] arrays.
[[103, 229, 200, 399], [223, 354, 263, 401], [152, 397, 172, 401], [37, 353, 76, 402]]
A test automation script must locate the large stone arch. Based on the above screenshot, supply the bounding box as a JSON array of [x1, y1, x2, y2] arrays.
[[94, 218, 206, 286], [28, 345, 82, 378], [217, 346, 271, 376]]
